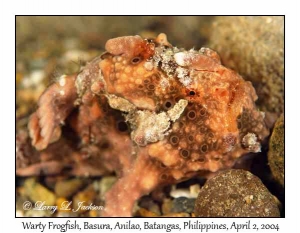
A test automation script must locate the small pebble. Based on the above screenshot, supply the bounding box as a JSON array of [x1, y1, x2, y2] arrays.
[[16, 72, 23, 85], [171, 197, 196, 213], [24, 178, 56, 206], [89, 210, 99, 217], [16, 210, 24, 217], [98, 176, 117, 198], [56, 197, 70, 212], [162, 198, 173, 215], [161, 213, 190, 217], [25, 209, 52, 217], [138, 196, 161, 215], [63, 49, 90, 63], [63, 38, 80, 50], [189, 184, 201, 197], [22, 70, 45, 88], [56, 211, 78, 217], [54, 178, 86, 198], [136, 208, 158, 217], [72, 184, 97, 214], [170, 186, 199, 199], [30, 59, 47, 70]]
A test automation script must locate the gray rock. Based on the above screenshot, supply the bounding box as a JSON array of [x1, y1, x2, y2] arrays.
[[171, 197, 196, 213]]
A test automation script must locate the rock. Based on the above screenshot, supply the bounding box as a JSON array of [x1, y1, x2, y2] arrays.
[[63, 49, 91, 63], [25, 209, 53, 217], [208, 16, 284, 113], [189, 184, 201, 198], [161, 213, 190, 217], [72, 184, 97, 214], [138, 196, 161, 215], [54, 178, 86, 198], [162, 198, 173, 215], [56, 211, 78, 217], [16, 210, 24, 217], [170, 184, 201, 199], [135, 208, 159, 217], [98, 176, 117, 198], [16, 190, 29, 211], [268, 114, 284, 186], [194, 169, 280, 217], [29, 59, 47, 70], [16, 72, 23, 85], [89, 210, 99, 217], [63, 38, 80, 50], [24, 178, 56, 206], [22, 70, 45, 88], [171, 197, 196, 213], [56, 197, 71, 212]]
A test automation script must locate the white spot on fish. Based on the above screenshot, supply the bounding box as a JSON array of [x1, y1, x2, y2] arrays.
[[59, 75, 67, 87]]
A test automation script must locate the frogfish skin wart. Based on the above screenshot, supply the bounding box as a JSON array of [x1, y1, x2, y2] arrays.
[[17, 33, 269, 216]]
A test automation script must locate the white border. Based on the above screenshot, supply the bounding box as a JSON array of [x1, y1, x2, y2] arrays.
[[1, 0, 299, 232]]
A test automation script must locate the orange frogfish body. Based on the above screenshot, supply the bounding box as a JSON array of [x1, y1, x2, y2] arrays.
[[17, 34, 269, 216]]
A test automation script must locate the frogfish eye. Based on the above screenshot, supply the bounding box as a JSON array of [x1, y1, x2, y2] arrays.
[[131, 57, 142, 64]]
